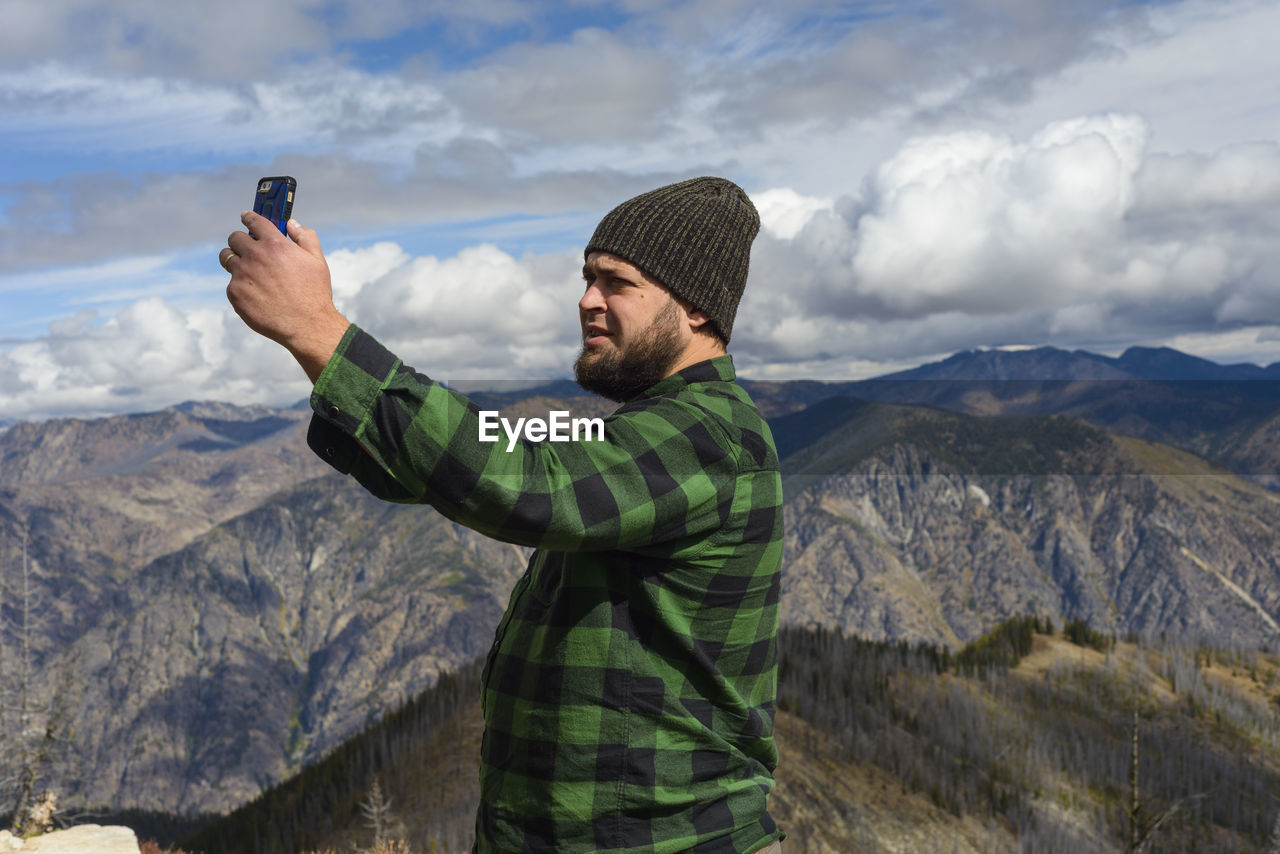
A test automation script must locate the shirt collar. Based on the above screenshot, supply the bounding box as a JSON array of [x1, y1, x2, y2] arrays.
[[630, 354, 736, 402]]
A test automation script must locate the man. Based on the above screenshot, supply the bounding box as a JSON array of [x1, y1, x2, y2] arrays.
[[222, 177, 785, 853]]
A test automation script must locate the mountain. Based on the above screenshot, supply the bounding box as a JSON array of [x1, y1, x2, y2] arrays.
[[870, 345, 1280, 382], [773, 398, 1280, 647], [843, 347, 1280, 441], [3, 346, 1280, 822], [1112, 345, 1280, 381], [0, 405, 324, 662], [873, 345, 1131, 381], [757, 345, 1280, 491], [0, 403, 512, 815], [60, 474, 526, 814]]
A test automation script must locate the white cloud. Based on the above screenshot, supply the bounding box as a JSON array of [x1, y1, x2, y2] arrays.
[[6, 0, 1256, 280], [447, 28, 679, 147], [0, 296, 310, 422], [327, 242, 412, 307], [1004, 0, 1280, 155], [732, 112, 1280, 369], [5, 0, 1280, 419], [0, 1, 328, 79], [0, 241, 588, 421], [848, 114, 1153, 314], [347, 243, 583, 376], [0, 154, 665, 277], [0, 253, 175, 294], [0, 61, 454, 163], [1135, 142, 1280, 211], [753, 188, 834, 241], [1156, 327, 1280, 367], [8, 103, 1280, 425], [0, 64, 252, 153]]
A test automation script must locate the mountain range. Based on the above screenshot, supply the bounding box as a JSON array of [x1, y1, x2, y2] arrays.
[[1, 344, 1279, 821]]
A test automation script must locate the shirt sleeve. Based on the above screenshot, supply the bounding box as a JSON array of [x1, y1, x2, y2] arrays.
[[307, 324, 739, 552]]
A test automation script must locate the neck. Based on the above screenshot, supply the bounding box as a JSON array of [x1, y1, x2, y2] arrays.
[[667, 336, 726, 376]]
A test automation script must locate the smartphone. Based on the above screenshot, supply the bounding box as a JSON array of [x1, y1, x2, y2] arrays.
[[253, 176, 296, 235]]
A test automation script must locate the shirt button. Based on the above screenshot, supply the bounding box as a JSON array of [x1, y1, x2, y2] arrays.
[[327, 405, 340, 418]]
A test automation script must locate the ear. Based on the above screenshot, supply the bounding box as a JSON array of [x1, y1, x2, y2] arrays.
[[684, 306, 725, 349], [675, 296, 710, 330], [686, 308, 711, 331]]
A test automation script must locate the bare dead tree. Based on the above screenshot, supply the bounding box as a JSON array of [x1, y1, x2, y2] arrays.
[[1124, 702, 1198, 853], [1266, 803, 1280, 854], [1127, 705, 1141, 853], [1, 528, 72, 834], [360, 777, 396, 848]]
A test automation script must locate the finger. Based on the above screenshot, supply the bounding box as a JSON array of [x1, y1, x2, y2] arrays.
[[230, 226, 264, 257], [240, 209, 277, 241], [219, 248, 238, 273], [226, 282, 249, 321], [286, 219, 324, 258]]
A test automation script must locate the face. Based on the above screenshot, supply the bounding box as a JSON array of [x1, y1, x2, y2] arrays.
[[574, 252, 688, 402]]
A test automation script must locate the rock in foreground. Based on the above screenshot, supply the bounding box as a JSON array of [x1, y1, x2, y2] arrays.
[[0, 826, 141, 854]]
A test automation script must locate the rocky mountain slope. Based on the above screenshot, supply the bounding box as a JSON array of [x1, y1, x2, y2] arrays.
[[4, 469, 528, 813], [2, 347, 1279, 820], [775, 397, 1280, 647]]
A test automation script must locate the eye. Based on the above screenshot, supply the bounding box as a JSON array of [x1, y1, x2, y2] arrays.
[[582, 270, 632, 291]]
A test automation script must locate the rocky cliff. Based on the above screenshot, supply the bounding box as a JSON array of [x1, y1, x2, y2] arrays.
[[777, 399, 1280, 648]]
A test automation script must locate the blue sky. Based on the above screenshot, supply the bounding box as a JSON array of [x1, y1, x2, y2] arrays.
[[2, 0, 1280, 421]]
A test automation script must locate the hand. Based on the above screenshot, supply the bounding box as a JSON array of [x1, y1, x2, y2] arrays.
[[222, 211, 350, 382]]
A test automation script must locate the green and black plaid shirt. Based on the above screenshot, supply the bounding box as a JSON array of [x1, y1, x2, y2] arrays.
[[308, 324, 784, 853]]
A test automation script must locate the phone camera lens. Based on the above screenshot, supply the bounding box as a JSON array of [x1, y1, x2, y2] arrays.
[[259, 181, 272, 193]]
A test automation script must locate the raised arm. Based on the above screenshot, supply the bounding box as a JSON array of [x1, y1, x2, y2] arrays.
[[222, 210, 350, 383], [308, 326, 740, 553]]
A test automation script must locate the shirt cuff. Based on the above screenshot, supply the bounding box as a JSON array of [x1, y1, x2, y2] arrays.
[[307, 323, 402, 471], [307, 415, 360, 473]]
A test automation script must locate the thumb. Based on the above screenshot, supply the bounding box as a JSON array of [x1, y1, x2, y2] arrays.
[[286, 219, 324, 257]]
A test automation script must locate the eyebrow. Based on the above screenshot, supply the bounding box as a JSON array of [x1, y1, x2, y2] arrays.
[[582, 261, 634, 281]]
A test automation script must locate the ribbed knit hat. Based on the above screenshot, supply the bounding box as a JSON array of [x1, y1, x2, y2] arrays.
[[584, 176, 759, 344]]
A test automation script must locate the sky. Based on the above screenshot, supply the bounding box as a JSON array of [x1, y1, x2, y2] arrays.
[[2, 0, 1280, 423]]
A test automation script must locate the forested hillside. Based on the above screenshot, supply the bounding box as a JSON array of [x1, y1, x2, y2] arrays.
[[182, 619, 1280, 854]]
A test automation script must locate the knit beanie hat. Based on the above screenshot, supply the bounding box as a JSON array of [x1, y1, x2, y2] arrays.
[[584, 176, 760, 344]]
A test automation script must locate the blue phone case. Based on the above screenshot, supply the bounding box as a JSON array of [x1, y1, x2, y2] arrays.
[[253, 176, 296, 235]]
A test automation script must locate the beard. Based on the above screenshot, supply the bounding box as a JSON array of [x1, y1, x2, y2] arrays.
[[574, 297, 685, 403]]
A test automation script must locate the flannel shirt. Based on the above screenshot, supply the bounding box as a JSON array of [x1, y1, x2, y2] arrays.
[[307, 324, 784, 853]]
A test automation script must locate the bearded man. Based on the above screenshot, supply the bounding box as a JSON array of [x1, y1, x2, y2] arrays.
[[222, 176, 785, 854]]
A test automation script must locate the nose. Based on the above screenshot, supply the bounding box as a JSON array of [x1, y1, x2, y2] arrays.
[[579, 278, 606, 317]]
